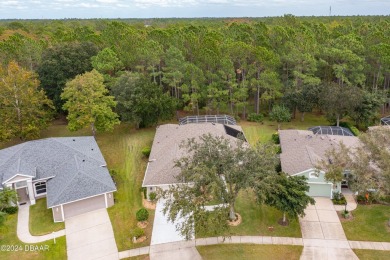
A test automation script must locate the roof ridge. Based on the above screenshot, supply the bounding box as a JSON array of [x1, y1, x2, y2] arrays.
[[78, 167, 115, 190], [50, 137, 106, 164], [305, 145, 316, 166], [0, 142, 27, 168]]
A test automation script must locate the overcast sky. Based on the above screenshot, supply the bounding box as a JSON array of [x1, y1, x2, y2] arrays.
[[0, 0, 389, 19]]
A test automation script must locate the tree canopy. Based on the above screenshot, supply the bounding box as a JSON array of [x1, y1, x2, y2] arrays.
[[61, 69, 120, 137]]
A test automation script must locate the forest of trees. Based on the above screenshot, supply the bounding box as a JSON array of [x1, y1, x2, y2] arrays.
[[0, 15, 389, 139]]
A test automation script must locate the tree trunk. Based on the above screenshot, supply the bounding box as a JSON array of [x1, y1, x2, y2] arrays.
[[336, 114, 340, 127], [278, 122, 281, 130], [301, 112, 305, 122], [229, 204, 236, 221], [256, 85, 260, 114], [283, 212, 286, 223], [91, 122, 96, 139]]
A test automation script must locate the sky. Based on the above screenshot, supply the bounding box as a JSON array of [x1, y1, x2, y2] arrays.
[[0, 0, 389, 19]]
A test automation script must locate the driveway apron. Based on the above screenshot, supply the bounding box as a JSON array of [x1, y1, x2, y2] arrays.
[[299, 198, 358, 260], [65, 208, 118, 260]]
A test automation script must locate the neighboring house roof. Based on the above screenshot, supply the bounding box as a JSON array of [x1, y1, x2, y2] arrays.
[[0, 137, 116, 208], [279, 130, 360, 175], [308, 126, 354, 136], [142, 123, 245, 186]]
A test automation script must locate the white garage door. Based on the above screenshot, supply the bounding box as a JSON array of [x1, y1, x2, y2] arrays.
[[307, 183, 332, 198], [63, 194, 106, 219]]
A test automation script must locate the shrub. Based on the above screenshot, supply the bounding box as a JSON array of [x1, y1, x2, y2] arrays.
[[141, 147, 151, 157], [338, 122, 360, 136], [2, 206, 18, 214], [271, 132, 280, 144], [149, 192, 157, 201], [131, 227, 145, 239], [136, 208, 149, 222], [332, 191, 347, 205], [141, 187, 147, 199], [247, 113, 264, 123]]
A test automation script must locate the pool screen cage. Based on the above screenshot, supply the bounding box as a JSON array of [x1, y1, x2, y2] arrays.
[[308, 126, 354, 136], [179, 115, 236, 125]]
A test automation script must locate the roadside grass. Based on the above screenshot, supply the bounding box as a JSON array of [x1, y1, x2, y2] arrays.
[[353, 249, 390, 260], [341, 204, 390, 242], [0, 213, 67, 260], [29, 198, 65, 236], [241, 111, 329, 145], [197, 244, 303, 260]]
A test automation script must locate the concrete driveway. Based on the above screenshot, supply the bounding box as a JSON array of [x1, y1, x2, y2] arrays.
[[299, 198, 358, 260], [65, 208, 118, 260]]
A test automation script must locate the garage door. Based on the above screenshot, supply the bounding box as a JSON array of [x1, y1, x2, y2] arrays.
[[63, 194, 106, 219], [307, 183, 331, 198]]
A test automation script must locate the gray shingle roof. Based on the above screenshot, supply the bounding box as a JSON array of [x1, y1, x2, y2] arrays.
[[279, 130, 360, 175], [0, 137, 116, 207], [142, 123, 245, 186]]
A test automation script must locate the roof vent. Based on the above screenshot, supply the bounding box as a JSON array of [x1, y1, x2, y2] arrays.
[[91, 148, 94, 151], [73, 139, 75, 141], [82, 159, 85, 162]]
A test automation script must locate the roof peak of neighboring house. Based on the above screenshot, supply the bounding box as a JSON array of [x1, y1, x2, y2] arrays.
[[142, 123, 245, 187], [279, 129, 360, 175]]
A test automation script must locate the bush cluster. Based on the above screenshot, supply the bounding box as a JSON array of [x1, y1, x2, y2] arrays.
[[332, 191, 347, 205], [247, 113, 264, 123], [136, 208, 149, 222], [271, 132, 280, 144], [149, 192, 157, 201], [2, 206, 18, 215], [339, 122, 360, 136], [131, 227, 145, 239], [141, 147, 151, 157]]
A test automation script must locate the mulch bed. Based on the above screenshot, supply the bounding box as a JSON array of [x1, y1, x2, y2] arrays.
[[134, 235, 147, 243], [142, 194, 156, 210], [277, 218, 290, 226], [227, 213, 242, 226], [137, 221, 149, 229], [337, 211, 354, 222]]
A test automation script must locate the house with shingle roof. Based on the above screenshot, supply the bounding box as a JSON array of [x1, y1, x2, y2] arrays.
[[142, 123, 245, 198], [279, 130, 360, 198], [0, 137, 116, 222]]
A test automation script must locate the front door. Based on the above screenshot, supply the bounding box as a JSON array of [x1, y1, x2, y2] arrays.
[[17, 187, 29, 205]]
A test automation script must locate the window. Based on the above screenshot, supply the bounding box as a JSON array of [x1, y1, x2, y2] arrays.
[[309, 172, 319, 179], [35, 182, 46, 195]]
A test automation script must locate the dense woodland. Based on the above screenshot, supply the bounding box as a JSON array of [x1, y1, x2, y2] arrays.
[[0, 16, 389, 140]]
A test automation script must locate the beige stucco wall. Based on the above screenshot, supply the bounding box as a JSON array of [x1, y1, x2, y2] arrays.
[[106, 192, 114, 207]]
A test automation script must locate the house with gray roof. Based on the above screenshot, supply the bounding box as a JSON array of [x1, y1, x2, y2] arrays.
[[0, 137, 116, 222], [142, 123, 245, 198], [279, 130, 360, 198]]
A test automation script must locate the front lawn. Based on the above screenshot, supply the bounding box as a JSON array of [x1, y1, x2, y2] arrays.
[[197, 244, 303, 260], [341, 204, 390, 242], [198, 191, 301, 238], [353, 249, 390, 260], [0, 213, 67, 260], [29, 198, 65, 236]]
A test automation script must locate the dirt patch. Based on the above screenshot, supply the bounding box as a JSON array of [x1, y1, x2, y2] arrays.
[[227, 213, 242, 226], [142, 197, 156, 210], [338, 211, 354, 222], [137, 221, 149, 229]]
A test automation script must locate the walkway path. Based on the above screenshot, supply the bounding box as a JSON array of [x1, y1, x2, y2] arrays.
[[17, 203, 65, 243], [119, 236, 390, 259]]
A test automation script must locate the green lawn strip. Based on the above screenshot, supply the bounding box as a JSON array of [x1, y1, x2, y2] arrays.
[[125, 255, 149, 260], [341, 204, 390, 242], [98, 125, 156, 251], [29, 198, 65, 236], [353, 249, 390, 260], [197, 244, 303, 260], [0, 213, 67, 260]]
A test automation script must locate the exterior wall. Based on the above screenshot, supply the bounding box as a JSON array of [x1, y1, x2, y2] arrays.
[[295, 169, 333, 198], [145, 185, 171, 200], [106, 192, 114, 207], [52, 205, 64, 222], [294, 169, 329, 183]]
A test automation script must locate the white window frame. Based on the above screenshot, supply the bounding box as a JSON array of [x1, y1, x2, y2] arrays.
[[34, 181, 47, 196]]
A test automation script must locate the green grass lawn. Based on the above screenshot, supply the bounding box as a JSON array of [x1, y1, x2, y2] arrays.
[[0, 213, 67, 260], [241, 111, 329, 145], [198, 191, 301, 238], [341, 204, 390, 242], [29, 198, 65, 236], [353, 249, 390, 260], [197, 244, 303, 260]]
